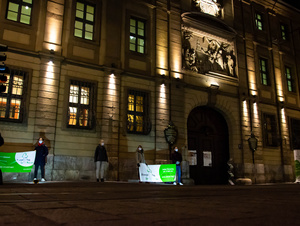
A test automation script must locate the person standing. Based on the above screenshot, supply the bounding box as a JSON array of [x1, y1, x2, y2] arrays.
[[94, 139, 108, 182], [33, 137, 48, 181], [171, 146, 183, 185], [136, 145, 146, 182]]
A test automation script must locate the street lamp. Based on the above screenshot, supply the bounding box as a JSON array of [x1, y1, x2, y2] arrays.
[[248, 132, 258, 164]]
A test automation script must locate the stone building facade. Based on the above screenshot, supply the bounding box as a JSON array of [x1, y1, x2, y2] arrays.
[[0, 0, 299, 184]]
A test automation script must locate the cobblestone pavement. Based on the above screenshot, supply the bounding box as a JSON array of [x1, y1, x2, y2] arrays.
[[0, 181, 299, 225]]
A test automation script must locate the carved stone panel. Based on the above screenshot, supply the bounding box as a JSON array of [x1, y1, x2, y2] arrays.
[[182, 27, 237, 78]]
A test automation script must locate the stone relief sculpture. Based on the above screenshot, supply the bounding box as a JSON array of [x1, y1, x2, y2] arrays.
[[182, 29, 237, 77], [194, 0, 221, 17]]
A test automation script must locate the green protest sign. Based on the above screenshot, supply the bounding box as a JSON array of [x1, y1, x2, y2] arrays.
[[0, 151, 36, 173], [159, 164, 176, 182]]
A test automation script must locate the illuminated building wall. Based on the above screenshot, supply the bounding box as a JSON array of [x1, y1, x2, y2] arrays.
[[0, 0, 299, 183]]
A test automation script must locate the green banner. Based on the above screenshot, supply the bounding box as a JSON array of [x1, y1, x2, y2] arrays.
[[0, 151, 36, 173], [159, 164, 177, 182]]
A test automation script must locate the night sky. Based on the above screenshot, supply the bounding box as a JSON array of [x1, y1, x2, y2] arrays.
[[282, 0, 300, 9]]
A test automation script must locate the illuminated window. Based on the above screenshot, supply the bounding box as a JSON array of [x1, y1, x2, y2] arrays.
[[6, 0, 33, 25], [263, 113, 278, 147], [255, 12, 263, 31], [67, 80, 95, 129], [0, 69, 26, 122], [280, 24, 289, 41], [259, 58, 269, 86], [129, 17, 146, 54], [127, 90, 150, 134], [74, 1, 95, 40], [285, 66, 295, 92]]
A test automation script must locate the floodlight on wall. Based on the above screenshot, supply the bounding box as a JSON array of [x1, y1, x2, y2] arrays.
[[280, 101, 284, 109], [210, 83, 219, 90], [252, 95, 257, 103]]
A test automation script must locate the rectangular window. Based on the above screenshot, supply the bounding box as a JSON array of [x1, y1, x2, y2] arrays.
[[0, 69, 27, 122], [285, 66, 295, 92], [263, 113, 278, 147], [127, 90, 150, 134], [255, 12, 263, 31], [129, 17, 146, 54], [74, 1, 95, 40], [290, 118, 300, 149], [67, 80, 95, 129], [280, 24, 289, 41], [6, 0, 33, 25], [259, 58, 269, 86]]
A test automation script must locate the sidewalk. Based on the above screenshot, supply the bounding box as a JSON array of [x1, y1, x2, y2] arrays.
[[1, 181, 299, 225]]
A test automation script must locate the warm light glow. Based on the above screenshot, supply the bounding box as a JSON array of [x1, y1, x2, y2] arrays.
[[209, 81, 219, 88], [275, 68, 284, 99], [108, 73, 116, 96], [243, 100, 248, 117], [44, 1, 63, 51], [194, 0, 221, 17], [173, 73, 182, 79], [281, 108, 286, 124], [251, 102, 260, 135], [248, 71, 257, 92], [159, 84, 167, 107], [45, 61, 54, 80], [253, 102, 259, 121], [242, 100, 250, 129]]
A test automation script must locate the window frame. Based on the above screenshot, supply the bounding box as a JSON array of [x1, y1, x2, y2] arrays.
[[280, 23, 289, 41], [263, 113, 279, 147], [285, 66, 295, 92], [255, 12, 264, 31], [0, 69, 28, 123], [129, 16, 146, 54], [126, 89, 150, 135], [6, 0, 33, 25], [67, 79, 96, 130], [259, 58, 269, 86], [74, 0, 95, 41]]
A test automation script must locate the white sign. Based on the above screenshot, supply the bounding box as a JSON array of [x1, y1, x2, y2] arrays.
[[188, 150, 197, 165], [203, 151, 212, 167], [139, 163, 176, 183]]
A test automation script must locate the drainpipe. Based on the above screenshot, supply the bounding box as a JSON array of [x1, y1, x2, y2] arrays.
[[240, 0, 250, 178], [267, 11, 285, 181], [167, 0, 172, 160]]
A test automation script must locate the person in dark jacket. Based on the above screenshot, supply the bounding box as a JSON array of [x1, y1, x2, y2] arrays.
[[34, 137, 48, 181], [94, 139, 108, 182], [171, 146, 183, 185]]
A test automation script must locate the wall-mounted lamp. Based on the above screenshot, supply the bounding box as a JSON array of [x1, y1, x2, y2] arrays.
[[248, 132, 258, 152], [210, 84, 219, 90]]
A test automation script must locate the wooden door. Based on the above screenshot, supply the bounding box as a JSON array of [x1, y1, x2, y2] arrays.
[[188, 107, 229, 184]]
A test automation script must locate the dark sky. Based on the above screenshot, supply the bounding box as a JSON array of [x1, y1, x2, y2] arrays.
[[282, 0, 300, 9]]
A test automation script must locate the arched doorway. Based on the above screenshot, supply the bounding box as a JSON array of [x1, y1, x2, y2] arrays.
[[188, 106, 229, 185]]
